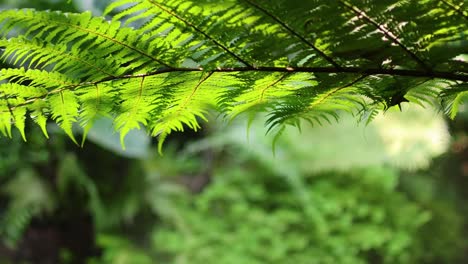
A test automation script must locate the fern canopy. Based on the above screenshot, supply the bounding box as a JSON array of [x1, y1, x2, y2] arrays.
[[0, 0, 466, 148]]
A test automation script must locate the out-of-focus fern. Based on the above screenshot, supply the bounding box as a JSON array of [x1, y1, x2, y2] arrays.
[[0, 0, 466, 147], [0, 169, 55, 247]]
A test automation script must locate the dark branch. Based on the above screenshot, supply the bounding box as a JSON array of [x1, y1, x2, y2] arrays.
[[8, 65, 466, 112], [101, 66, 466, 82]]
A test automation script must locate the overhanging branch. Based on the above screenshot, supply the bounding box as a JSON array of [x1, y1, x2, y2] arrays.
[[7, 65, 466, 112], [100, 66, 467, 83]]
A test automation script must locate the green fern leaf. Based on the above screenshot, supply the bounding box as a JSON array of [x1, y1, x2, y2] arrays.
[[441, 83, 468, 119], [77, 83, 117, 145], [49, 90, 79, 143], [0, 102, 12, 137], [113, 76, 159, 147], [148, 72, 214, 153]]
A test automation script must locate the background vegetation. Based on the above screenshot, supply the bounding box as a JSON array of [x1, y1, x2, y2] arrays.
[[0, 0, 467, 263]]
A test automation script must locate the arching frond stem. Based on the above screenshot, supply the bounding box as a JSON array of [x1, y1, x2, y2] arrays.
[[260, 73, 291, 102], [339, 0, 432, 73], [242, 0, 342, 69], [440, 0, 468, 20], [147, 0, 254, 67], [311, 74, 367, 108], [67, 22, 172, 68], [182, 71, 213, 108]]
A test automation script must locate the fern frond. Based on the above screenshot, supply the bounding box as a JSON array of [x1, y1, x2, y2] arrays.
[[148, 71, 214, 153], [0, 68, 77, 137], [219, 72, 295, 118], [357, 105, 380, 125], [49, 91, 80, 143], [441, 82, 468, 119], [0, 169, 55, 247], [0, 101, 13, 137], [266, 74, 365, 131], [77, 83, 117, 145], [0, 205, 36, 247], [0, 9, 170, 71], [0, 38, 117, 80], [0, 0, 466, 147], [405, 79, 452, 108]]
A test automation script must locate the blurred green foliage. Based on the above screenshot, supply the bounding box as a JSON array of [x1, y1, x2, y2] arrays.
[[152, 166, 430, 264]]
